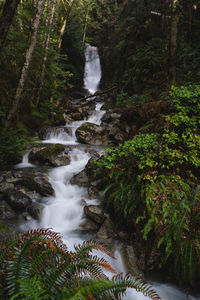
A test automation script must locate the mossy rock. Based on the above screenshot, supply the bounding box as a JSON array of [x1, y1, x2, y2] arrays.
[[75, 122, 109, 146], [29, 144, 69, 167]]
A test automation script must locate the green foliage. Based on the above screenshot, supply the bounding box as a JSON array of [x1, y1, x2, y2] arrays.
[[0, 228, 160, 300], [115, 92, 148, 108], [97, 84, 200, 286], [0, 127, 27, 166]]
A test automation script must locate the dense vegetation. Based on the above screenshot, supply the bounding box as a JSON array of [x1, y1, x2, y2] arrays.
[[0, 0, 200, 293], [97, 84, 200, 286]]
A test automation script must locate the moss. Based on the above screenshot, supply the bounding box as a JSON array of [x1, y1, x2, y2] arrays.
[[39, 144, 64, 157], [79, 122, 97, 131]]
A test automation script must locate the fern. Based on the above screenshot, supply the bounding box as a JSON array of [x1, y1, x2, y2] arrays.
[[10, 276, 49, 300], [0, 229, 161, 300]]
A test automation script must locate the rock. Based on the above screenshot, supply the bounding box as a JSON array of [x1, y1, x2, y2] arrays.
[[29, 144, 70, 167], [85, 155, 101, 182], [75, 122, 109, 146], [0, 201, 16, 219], [146, 249, 161, 271], [27, 202, 43, 219], [20, 212, 32, 221], [84, 205, 105, 224], [80, 199, 87, 206], [71, 112, 83, 121], [96, 217, 117, 239], [118, 231, 129, 241], [26, 191, 42, 202], [70, 170, 89, 187], [49, 112, 66, 126], [88, 186, 99, 199], [124, 246, 144, 279], [0, 182, 15, 194], [90, 179, 105, 190], [18, 175, 54, 196], [79, 219, 99, 231], [6, 189, 32, 211], [101, 111, 121, 123]]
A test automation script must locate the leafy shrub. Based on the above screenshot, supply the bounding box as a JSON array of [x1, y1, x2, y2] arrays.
[[97, 84, 200, 285], [0, 127, 27, 166], [115, 92, 148, 108]]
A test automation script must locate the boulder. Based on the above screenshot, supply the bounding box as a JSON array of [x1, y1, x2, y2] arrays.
[[84, 155, 101, 182], [71, 112, 84, 121], [48, 112, 66, 126], [96, 217, 117, 239], [88, 186, 99, 199], [79, 219, 99, 231], [6, 189, 32, 211], [0, 182, 15, 195], [26, 191, 42, 202], [70, 170, 89, 187], [27, 202, 43, 220], [18, 175, 54, 196], [123, 246, 144, 279], [0, 201, 16, 219], [29, 144, 70, 167], [84, 205, 105, 224], [108, 126, 125, 143], [101, 111, 121, 125], [75, 122, 109, 146]]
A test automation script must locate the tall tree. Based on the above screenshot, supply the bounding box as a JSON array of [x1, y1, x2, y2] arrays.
[[0, 0, 20, 54], [36, 0, 57, 106], [57, 0, 76, 49], [6, 0, 46, 127], [170, 0, 180, 84]]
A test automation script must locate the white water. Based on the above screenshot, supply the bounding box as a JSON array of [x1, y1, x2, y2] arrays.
[[84, 43, 101, 94], [43, 127, 78, 145], [14, 150, 35, 168], [18, 44, 200, 300]]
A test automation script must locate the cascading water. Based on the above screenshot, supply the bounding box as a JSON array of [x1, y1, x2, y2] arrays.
[[84, 43, 102, 94], [15, 150, 35, 168], [18, 44, 200, 300]]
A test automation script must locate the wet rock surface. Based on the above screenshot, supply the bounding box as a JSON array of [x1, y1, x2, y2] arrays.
[[84, 205, 105, 224], [6, 189, 32, 211], [75, 122, 109, 146], [27, 202, 43, 220], [70, 170, 89, 187], [0, 201, 16, 220], [29, 144, 70, 167], [96, 216, 117, 239]]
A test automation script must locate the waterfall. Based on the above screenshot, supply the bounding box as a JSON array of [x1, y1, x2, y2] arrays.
[[84, 43, 101, 94], [17, 45, 200, 300]]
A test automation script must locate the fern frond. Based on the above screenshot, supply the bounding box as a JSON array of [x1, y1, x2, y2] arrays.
[[10, 276, 49, 300], [60, 275, 160, 300], [74, 240, 115, 259]]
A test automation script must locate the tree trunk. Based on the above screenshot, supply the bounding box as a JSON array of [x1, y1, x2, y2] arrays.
[[0, 0, 20, 54], [170, 0, 180, 85], [83, 7, 89, 43], [36, 0, 57, 107], [57, 0, 76, 50], [6, 0, 46, 127]]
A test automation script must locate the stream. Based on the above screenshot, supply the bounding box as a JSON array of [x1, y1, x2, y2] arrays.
[[16, 44, 200, 300]]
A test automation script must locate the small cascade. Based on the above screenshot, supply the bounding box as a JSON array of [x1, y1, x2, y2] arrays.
[[39, 148, 91, 245], [87, 102, 105, 125], [84, 43, 101, 94], [14, 150, 35, 168], [42, 127, 77, 145]]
